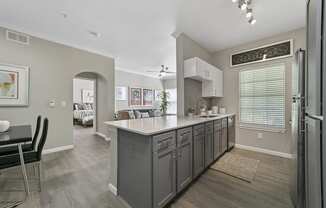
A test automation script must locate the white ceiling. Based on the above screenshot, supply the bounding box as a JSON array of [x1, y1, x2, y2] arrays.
[[0, 0, 305, 75]]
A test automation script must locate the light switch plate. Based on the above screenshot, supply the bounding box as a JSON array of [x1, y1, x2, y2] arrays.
[[49, 100, 56, 108]]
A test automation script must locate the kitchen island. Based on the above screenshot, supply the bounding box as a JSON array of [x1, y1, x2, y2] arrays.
[[105, 114, 235, 208]]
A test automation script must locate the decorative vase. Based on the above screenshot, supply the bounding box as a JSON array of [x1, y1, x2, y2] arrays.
[[0, 121, 10, 132]]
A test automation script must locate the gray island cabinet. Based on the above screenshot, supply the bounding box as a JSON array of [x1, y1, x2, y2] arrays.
[[176, 127, 193, 193], [105, 115, 235, 208]]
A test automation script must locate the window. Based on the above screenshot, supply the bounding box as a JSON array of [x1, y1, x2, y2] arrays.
[[166, 89, 177, 115], [239, 65, 285, 129]]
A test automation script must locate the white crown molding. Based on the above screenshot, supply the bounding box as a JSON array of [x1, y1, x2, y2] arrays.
[[235, 144, 292, 159], [171, 31, 182, 39], [116, 67, 162, 79], [160, 74, 176, 80]]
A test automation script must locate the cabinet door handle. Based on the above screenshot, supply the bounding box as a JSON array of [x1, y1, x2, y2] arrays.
[[158, 141, 169, 151], [172, 151, 177, 160], [181, 130, 191, 137]]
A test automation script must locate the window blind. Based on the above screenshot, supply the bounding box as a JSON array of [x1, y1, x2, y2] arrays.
[[239, 65, 285, 129], [166, 89, 177, 114]]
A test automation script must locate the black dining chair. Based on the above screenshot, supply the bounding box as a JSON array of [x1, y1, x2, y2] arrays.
[[0, 116, 42, 156], [0, 118, 48, 192]]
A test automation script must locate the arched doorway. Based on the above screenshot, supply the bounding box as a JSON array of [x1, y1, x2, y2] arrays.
[[72, 71, 108, 142]]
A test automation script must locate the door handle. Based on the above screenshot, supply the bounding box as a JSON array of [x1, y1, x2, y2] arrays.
[[306, 114, 324, 121]]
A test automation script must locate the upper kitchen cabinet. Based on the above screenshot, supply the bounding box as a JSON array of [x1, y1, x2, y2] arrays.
[[184, 57, 213, 81], [202, 69, 223, 97], [184, 57, 223, 97]]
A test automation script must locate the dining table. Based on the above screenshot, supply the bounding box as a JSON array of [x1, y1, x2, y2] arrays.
[[0, 125, 32, 205]]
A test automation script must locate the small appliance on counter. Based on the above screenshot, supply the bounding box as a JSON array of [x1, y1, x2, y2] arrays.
[[219, 107, 226, 114], [0, 121, 10, 132], [200, 109, 207, 116], [212, 106, 219, 114]]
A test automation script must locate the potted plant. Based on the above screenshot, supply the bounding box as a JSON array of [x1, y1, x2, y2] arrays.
[[160, 91, 169, 115]]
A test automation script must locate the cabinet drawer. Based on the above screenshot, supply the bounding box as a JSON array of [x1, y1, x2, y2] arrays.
[[177, 127, 193, 145], [205, 122, 213, 133], [214, 119, 222, 130], [194, 124, 205, 136], [153, 131, 176, 152], [222, 118, 228, 128]]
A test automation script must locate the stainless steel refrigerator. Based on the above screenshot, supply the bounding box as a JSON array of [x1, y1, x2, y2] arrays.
[[291, 49, 306, 208], [291, 0, 325, 207]]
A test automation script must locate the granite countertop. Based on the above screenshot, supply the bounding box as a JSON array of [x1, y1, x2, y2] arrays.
[[104, 114, 234, 136]]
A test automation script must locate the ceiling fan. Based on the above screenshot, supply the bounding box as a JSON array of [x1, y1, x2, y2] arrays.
[[146, 65, 176, 77]]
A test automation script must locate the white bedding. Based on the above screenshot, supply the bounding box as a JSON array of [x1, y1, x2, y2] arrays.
[[74, 110, 94, 125]]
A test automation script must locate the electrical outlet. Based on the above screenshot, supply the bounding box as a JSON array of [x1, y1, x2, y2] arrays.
[[257, 132, 263, 139]]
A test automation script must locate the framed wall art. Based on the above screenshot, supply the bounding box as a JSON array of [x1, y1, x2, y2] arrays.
[[116, 86, 128, 101], [0, 64, 29, 106], [129, 87, 142, 106], [143, 88, 153, 106], [82, 89, 94, 103]]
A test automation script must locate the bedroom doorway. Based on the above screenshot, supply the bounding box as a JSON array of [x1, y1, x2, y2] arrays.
[[73, 76, 96, 137]]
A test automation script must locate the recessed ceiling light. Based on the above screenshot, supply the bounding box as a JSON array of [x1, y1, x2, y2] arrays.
[[59, 12, 68, 18], [232, 0, 239, 3], [88, 30, 101, 38]]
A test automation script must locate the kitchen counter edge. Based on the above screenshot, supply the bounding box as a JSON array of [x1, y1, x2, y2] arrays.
[[104, 114, 235, 136]]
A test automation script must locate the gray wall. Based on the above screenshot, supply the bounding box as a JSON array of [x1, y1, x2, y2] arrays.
[[176, 34, 213, 116], [0, 27, 115, 150], [115, 70, 163, 111], [211, 28, 306, 154], [162, 78, 176, 90]]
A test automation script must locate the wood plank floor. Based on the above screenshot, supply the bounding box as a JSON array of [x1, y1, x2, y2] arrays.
[[0, 127, 293, 208]]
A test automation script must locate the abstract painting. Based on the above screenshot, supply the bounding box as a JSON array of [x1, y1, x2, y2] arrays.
[[82, 89, 94, 103], [0, 70, 18, 99], [143, 89, 153, 106], [0, 64, 29, 106], [129, 87, 142, 106], [116, 86, 128, 101]]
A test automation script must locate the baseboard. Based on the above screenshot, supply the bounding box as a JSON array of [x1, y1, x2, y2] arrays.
[[95, 132, 111, 142], [43, 145, 74, 155], [108, 183, 117, 195], [235, 144, 292, 159]]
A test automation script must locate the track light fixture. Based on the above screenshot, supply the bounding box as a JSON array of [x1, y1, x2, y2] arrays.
[[232, 0, 256, 25], [246, 8, 253, 18], [248, 16, 257, 25]]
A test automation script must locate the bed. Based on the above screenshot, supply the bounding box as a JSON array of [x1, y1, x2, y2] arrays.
[[73, 103, 94, 126]]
